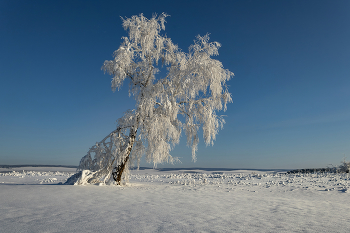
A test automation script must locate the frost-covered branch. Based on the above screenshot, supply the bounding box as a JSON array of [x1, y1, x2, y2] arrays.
[[74, 13, 233, 185]]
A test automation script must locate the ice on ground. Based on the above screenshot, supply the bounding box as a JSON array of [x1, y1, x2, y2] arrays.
[[1, 167, 350, 232]]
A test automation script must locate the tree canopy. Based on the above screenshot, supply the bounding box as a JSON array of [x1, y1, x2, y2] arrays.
[[76, 13, 233, 185]]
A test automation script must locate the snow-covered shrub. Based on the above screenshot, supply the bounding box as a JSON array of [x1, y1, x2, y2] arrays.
[[338, 160, 350, 173]]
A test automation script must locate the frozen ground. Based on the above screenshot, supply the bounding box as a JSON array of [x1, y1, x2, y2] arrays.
[[1, 167, 350, 232]]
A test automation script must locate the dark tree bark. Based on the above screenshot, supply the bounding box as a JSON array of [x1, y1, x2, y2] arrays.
[[112, 127, 137, 185], [112, 156, 130, 185]]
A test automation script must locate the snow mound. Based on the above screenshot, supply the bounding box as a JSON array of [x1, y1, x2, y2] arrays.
[[63, 171, 82, 185], [64, 170, 110, 185]]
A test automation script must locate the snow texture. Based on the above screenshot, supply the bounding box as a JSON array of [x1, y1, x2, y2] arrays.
[[1, 166, 350, 232]]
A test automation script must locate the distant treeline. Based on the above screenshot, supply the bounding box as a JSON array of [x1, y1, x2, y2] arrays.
[[288, 168, 345, 174], [0, 165, 77, 169]]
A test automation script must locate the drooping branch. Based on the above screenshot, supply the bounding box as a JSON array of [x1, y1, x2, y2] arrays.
[[73, 13, 233, 186]]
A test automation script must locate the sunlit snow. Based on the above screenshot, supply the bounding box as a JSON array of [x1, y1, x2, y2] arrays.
[[1, 166, 350, 232]]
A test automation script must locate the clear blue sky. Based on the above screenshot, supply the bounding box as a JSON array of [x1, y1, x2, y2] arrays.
[[1, 0, 350, 169]]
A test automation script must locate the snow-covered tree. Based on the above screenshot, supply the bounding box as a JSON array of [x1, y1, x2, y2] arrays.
[[75, 13, 233, 185]]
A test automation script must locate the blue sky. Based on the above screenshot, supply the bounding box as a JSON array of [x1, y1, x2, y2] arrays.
[[1, 0, 350, 169]]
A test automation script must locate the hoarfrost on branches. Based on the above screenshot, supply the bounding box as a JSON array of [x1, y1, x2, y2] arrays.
[[75, 13, 233, 185]]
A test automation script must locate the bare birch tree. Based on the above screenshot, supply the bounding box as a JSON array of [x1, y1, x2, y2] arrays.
[[74, 13, 233, 185]]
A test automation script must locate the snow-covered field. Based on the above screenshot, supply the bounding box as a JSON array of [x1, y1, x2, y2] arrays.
[[1, 167, 350, 232]]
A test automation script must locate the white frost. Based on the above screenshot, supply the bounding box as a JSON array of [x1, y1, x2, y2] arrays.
[[77, 13, 233, 184]]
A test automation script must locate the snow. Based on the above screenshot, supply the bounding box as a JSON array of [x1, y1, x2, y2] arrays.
[[1, 167, 350, 232]]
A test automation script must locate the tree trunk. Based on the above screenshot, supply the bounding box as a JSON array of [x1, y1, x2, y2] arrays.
[[112, 127, 137, 185], [113, 156, 130, 185]]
